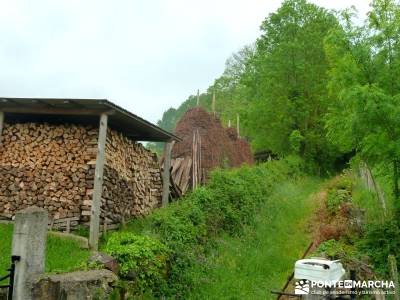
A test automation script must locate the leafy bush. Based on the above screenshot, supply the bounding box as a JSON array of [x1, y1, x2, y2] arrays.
[[358, 220, 400, 275], [289, 130, 304, 153], [105, 158, 304, 298], [105, 232, 170, 295], [326, 189, 352, 214], [326, 173, 353, 215], [316, 239, 354, 260], [142, 195, 208, 297]]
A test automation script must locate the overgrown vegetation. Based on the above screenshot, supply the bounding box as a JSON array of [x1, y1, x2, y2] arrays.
[[102, 157, 305, 298], [154, 0, 400, 178], [313, 170, 400, 279], [150, 1, 400, 292], [105, 233, 170, 296], [3, 0, 399, 298], [188, 178, 321, 299]]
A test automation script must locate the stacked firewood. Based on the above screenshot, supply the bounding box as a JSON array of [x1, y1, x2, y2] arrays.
[[0, 123, 98, 219], [170, 157, 192, 196], [0, 123, 163, 227], [98, 129, 162, 224]]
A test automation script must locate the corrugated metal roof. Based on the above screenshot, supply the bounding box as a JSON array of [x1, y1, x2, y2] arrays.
[[0, 98, 181, 142]]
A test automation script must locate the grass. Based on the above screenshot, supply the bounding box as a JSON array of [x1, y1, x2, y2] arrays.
[[352, 174, 394, 225], [0, 223, 13, 278], [0, 223, 90, 279], [187, 177, 322, 300]]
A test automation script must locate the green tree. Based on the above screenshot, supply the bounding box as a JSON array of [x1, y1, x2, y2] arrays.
[[244, 0, 339, 171], [154, 45, 255, 141], [325, 0, 400, 208]]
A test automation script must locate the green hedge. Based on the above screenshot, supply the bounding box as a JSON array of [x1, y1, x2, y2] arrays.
[[104, 156, 304, 298]]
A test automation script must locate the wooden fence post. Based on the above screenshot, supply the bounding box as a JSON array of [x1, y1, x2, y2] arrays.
[[11, 206, 48, 300], [162, 141, 173, 206], [212, 92, 216, 115], [89, 113, 108, 250], [236, 113, 240, 138]]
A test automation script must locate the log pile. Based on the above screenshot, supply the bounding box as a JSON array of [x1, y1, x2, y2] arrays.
[[0, 123, 98, 220], [0, 122, 163, 228], [81, 128, 162, 225], [170, 157, 191, 196]]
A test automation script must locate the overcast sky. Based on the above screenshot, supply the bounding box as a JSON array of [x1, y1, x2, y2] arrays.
[[0, 0, 371, 124]]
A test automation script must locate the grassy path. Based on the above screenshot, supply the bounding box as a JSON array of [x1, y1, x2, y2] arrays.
[[188, 177, 322, 299]]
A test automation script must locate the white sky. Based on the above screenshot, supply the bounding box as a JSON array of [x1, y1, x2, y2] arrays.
[[0, 0, 371, 124]]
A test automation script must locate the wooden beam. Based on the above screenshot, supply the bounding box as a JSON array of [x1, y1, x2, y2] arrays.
[[0, 112, 4, 143], [89, 113, 108, 250], [212, 91, 216, 115], [162, 141, 174, 206], [236, 113, 240, 138], [0, 106, 113, 116]]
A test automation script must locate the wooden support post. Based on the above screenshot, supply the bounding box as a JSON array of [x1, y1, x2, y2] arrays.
[[162, 141, 173, 206], [66, 219, 71, 234], [0, 111, 4, 143], [212, 92, 216, 115], [89, 113, 108, 250], [236, 113, 240, 138]]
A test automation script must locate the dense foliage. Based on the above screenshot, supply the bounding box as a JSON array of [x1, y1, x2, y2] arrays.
[[105, 233, 170, 295], [155, 0, 400, 184], [188, 177, 321, 299], [314, 173, 400, 280], [104, 157, 303, 298], [360, 220, 400, 275], [145, 0, 400, 295], [325, 0, 400, 210]]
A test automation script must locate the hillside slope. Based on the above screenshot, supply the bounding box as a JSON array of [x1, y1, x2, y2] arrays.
[[188, 178, 321, 299]]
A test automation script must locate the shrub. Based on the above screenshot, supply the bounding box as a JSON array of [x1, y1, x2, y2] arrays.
[[105, 159, 304, 298], [144, 197, 208, 297], [326, 189, 352, 214], [323, 172, 353, 215], [313, 171, 361, 244], [104, 232, 170, 295], [358, 220, 400, 275], [317, 239, 353, 259]]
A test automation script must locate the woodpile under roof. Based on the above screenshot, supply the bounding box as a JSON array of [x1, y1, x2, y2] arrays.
[[0, 98, 180, 244], [0, 123, 163, 229]]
